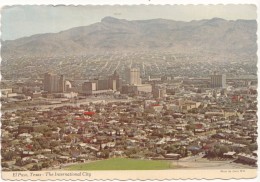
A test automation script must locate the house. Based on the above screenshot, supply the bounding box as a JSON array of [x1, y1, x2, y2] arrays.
[[237, 153, 257, 165], [21, 151, 35, 158], [163, 153, 181, 160], [223, 151, 236, 158]]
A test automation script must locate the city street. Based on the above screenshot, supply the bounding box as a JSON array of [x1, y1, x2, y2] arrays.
[[173, 154, 256, 169]]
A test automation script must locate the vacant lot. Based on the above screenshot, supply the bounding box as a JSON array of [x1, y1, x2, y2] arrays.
[[66, 158, 173, 170]]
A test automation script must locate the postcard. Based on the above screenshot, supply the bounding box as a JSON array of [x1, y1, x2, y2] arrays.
[[0, 0, 258, 181]]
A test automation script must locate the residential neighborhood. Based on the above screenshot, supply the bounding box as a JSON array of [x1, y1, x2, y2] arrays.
[[1, 74, 257, 171]]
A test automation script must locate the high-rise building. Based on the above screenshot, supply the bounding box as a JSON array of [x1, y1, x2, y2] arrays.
[[126, 68, 142, 85], [96, 79, 109, 90], [109, 70, 121, 91], [82, 81, 97, 93], [43, 73, 65, 93], [82, 71, 122, 95], [152, 84, 166, 99], [210, 72, 226, 88], [59, 75, 65, 92]]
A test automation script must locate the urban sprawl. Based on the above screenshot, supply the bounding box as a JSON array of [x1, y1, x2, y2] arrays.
[[1, 53, 258, 171]]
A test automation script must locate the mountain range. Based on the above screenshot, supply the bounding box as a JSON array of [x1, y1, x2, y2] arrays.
[[1, 17, 257, 58]]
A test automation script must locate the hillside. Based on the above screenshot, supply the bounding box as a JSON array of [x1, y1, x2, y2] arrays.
[[2, 17, 257, 58]]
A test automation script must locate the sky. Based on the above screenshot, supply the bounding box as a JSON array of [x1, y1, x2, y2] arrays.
[[1, 5, 257, 40]]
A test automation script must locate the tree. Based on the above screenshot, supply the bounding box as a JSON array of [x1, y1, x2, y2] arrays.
[[44, 131, 53, 137], [34, 125, 50, 134], [41, 162, 50, 169], [1, 162, 9, 168], [241, 147, 251, 154], [64, 135, 72, 143], [31, 164, 42, 171], [219, 145, 229, 156], [186, 124, 195, 131], [50, 141, 60, 148], [234, 146, 251, 154], [37, 138, 50, 149], [2, 151, 15, 161], [15, 158, 23, 166], [179, 146, 188, 157], [103, 150, 110, 159], [143, 150, 156, 157], [189, 108, 198, 114], [125, 148, 138, 157], [164, 145, 178, 154], [249, 143, 257, 152], [32, 140, 42, 151], [210, 145, 230, 157]]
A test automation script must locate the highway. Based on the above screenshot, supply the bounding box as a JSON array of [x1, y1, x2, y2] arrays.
[[2, 97, 133, 114]]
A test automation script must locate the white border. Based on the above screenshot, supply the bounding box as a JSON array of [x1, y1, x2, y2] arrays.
[[0, 0, 259, 5]]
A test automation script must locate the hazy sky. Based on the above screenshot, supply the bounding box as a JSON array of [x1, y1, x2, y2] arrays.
[[1, 5, 257, 40]]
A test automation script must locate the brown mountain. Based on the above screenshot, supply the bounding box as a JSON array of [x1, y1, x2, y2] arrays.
[[2, 17, 257, 58]]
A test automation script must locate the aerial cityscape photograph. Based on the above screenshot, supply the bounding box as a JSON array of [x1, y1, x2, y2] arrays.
[[0, 4, 258, 174]]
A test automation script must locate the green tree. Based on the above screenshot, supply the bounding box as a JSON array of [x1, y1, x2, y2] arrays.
[[50, 141, 60, 148], [32, 140, 42, 151], [125, 148, 138, 157], [37, 138, 50, 149], [249, 143, 257, 152], [31, 164, 42, 171], [34, 125, 50, 134], [103, 150, 110, 159], [186, 124, 195, 131], [219, 145, 229, 156], [1, 162, 9, 168], [2, 151, 15, 161], [15, 158, 23, 166], [44, 131, 53, 137], [41, 162, 50, 169]]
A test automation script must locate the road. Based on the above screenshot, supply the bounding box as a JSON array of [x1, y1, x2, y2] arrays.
[[173, 153, 256, 169], [2, 97, 133, 114]]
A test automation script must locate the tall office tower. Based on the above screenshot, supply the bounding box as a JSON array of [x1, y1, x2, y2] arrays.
[[210, 72, 226, 88], [43, 73, 51, 92], [82, 81, 97, 93], [152, 84, 166, 99], [59, 75, 65, 92], [126, 68, 142, 85], [97, 79, 109, 90], [43, 73, 65, 93], [108, 79, 117, 91], [109, 70, 121, 91]]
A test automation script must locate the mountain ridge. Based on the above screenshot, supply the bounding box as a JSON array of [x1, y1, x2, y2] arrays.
[[2, 17, 257, 58]]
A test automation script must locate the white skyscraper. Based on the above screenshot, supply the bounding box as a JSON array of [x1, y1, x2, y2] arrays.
[[126, 68, 142, 85]]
